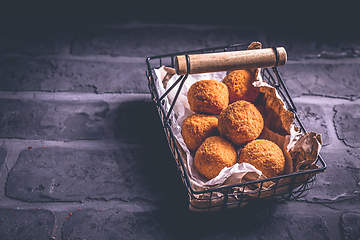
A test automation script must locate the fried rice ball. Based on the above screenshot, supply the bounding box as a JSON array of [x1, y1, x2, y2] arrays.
[[194, 136, 237, 180], [222, 69, 260, 104], [239, 139, 285, 178], [218, 100, 264, 146], [181, 114, 219, 151], [187, 80, 229, 115]]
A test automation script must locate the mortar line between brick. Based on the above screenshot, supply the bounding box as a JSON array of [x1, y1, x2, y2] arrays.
[[322, 108, 349, 152], [293, 95, 360, 105], [2, 91, 359, 104], [0, 198, 159, 213], [47, 55, 146, 63], [0, 53, 146, 63], [0, 91, 152, 102], [0, 138, 147, 152], [2, 139, 13, 173], [2, 54, 359, 65], [287, 58, 360, 64]]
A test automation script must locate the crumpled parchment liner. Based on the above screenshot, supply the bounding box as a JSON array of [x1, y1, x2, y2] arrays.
[[154, 61, 322, 211], [254, 82, 295, 136]]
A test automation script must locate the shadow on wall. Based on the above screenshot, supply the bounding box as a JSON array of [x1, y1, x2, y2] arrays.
[[114, 100, 166, 145]]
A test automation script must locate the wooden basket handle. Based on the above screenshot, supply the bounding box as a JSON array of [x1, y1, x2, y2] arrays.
[[175, 47, 287, 75]]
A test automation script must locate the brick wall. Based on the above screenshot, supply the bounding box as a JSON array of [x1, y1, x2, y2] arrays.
[[0, 20, 359, 239]]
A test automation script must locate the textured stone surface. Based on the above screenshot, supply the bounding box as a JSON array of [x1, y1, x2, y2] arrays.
[[0, 208, 55, 240], [71, 26, 258, 57], [0, 148, 6, 168], [340, 212, 360, 240], [267, 31, 360, 60], [0, 20, 359, 240], [62, 208, 168, 240], [278, 64, 360, 99], [334, 104, 360, 148], [0, 56, 147, 93], [295, 103, 330, 146], [0, 22, 70, 56], [172, 203, 331, 240], [305, 150, 360, 202], [6, 144, 174, 202], [61, 207, 331, 240], [255, 214, 331, 240], [0, 99, 108, 141], [114, 100, 166, 144], [0, 99, 48, 139]]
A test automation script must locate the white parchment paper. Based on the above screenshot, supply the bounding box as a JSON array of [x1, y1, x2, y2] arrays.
[[154, 68, 272, 190]]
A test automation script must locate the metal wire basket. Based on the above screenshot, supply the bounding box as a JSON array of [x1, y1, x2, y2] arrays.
[[145, 43, 326, 211]]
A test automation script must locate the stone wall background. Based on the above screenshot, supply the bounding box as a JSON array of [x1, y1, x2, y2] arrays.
[[0, 4, 359, 239]]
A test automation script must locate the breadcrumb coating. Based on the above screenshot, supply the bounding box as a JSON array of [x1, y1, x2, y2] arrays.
[[222, 70, 260, 104], [239, 139, 285, 178], [181, 114, 219, 151], [194, 136, 237, 180], [187, 80, 229, 114], [218, 100, 264, 146]]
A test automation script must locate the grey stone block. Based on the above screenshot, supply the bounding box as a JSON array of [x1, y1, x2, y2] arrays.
[[173, 207, 331, 240], [0, 208, 55, 240], [278, 64, 360, 100], [0, 22, 70, 56], [267, 32, 360, 60], [0, 99, 48, 139], [0, 99, 108, 141], [61, 208, 330, 240], [334, 104, 360, 148], [295, 103, 330, 146], [70, 26, 259, 57], [62, 208, 168, 240], [340, 212, 360, 240], [255, 214, 331, 240], [0, 56, 148, 93], [0, 147, 6, 180], [305, 149, 360, 202], [5, 145, 173, 202], [0, 148, 6, 167]]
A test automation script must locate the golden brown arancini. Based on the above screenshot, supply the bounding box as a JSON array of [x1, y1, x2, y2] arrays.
[[181, 114, 219, 151], [218, 100, 264, 146], [194, 136, 237, 180], [239, 139, 285, 178], [222, 70, 260, 104], [187, 80, 229, 114]]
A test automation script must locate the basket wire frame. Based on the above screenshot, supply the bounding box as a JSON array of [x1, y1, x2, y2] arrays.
[[146, 43, 327, 211]]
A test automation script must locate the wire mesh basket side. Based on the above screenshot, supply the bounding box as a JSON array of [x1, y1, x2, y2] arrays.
[[146, 43, 326, 211]]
